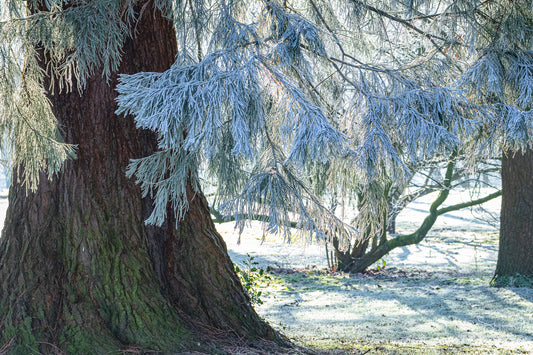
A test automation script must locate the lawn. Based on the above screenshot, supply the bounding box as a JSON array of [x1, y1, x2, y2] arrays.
[[219, 190, 532, 354], [0, 188, 530, 354]]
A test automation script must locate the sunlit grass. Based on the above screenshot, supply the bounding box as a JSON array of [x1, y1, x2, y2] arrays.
[[219, 211, 532, 354]]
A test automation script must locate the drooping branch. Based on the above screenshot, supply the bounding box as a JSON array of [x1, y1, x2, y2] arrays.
[[346, 0, 450, 48]]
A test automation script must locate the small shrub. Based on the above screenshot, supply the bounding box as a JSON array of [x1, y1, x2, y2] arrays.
[[234, 254, 271, 305], [377, 258, 387, 271]]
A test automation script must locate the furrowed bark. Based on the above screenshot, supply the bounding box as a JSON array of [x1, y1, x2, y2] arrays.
[[493, 149, 533, 286]]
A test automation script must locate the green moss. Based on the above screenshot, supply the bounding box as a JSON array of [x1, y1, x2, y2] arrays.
[[491, 273, 533, 287], [59, 320, 122, 355], [45, 222, 193, 353], [268, 272, 352, 293], [0, 315, 39, 355]]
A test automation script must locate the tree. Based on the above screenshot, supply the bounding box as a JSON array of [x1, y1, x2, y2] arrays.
[[322, 0, 533, 280], [0, 1, 277, 353], [326, 0, 533, 282], [453, 1, 533, 285], [495, 148, 533, 284], [0, 0, 531, 350], [332, 154, 502, 273]]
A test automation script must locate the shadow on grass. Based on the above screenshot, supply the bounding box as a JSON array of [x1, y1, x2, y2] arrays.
[[260, 267, 533, 354]]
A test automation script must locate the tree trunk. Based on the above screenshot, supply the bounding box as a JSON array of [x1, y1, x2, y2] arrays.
[[337, 158, 502, 274], [0, 4, 276, 353], [494, 149, 533, 285]]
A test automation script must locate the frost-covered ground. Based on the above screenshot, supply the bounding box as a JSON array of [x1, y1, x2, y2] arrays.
[[220, 189, 533, 354], [0, 188, 530, 353]]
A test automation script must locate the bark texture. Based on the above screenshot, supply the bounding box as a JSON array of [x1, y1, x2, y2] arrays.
[[494, 149, 533, 284], [0, 4, 275, 353]]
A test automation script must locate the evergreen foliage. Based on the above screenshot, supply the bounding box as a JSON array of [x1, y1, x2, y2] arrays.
[[1, 0, 531, 245]]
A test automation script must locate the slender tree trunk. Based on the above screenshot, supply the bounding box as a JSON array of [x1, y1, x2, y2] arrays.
[[336, 157, 501, 274], [494, 149, 533, 284], [0, 4, 276, 353]]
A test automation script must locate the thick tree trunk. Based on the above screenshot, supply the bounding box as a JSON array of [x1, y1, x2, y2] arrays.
[[494, 149, 533, 285], [0, 4, 276, 353]]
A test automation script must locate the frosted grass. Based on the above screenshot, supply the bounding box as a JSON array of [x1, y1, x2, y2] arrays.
[[220, 190, 532, 354]]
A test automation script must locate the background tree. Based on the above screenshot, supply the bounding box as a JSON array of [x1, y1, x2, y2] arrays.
[[332, 154, 502, 273], [417, 2, 533, 285], [451, 0, 533, 285], [328, 0, 533, 281], [323, 1, 533, 279], [206, 1, 533, 281]]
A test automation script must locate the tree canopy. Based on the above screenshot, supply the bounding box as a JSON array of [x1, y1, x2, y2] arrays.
[[1, 0, 532, 252]]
